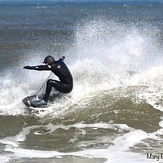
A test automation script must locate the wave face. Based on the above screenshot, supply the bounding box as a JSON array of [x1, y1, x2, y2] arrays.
[[1, 18, 163, 115]]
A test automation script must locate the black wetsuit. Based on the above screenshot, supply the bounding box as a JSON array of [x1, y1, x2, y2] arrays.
[[24, 58, 73, 101]]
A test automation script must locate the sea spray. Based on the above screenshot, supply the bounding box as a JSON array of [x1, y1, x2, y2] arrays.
[[0, 18, 163, 116], [70, 19, 163, 90]]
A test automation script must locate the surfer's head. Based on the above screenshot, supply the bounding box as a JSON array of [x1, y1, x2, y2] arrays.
[[43, 56, 55, 65]]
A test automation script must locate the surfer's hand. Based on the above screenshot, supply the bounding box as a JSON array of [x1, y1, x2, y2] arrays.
[[24, 66, 31, 69]]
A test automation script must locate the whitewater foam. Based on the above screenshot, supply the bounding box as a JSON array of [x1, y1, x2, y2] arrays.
[[0, 19, 163, 117], [0, 122, 159, 163]]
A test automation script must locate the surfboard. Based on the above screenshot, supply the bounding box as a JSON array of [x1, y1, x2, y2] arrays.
[[22, 91, 62, 108], [22, 94, 47, 108]]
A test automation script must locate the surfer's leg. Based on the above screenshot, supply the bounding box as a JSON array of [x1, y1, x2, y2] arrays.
[[49, 80, 72, 93], [43, 79, 54, 101], [44, 79, 72, 101], [44, 79, 63, 101]]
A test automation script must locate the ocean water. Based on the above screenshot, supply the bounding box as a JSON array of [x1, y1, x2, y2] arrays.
[[0, 0, 163, 162]]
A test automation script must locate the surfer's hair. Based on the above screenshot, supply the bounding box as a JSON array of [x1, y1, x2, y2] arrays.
[[43, 56, 55, 65]]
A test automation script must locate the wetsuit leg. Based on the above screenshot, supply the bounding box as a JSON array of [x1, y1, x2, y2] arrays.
[[43, 79, 72, 101], [43, 79, 53, 101]]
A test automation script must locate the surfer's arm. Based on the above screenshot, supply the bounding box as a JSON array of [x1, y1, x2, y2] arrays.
[[23, 65, 51, 71], [58, 56, 65, 62]]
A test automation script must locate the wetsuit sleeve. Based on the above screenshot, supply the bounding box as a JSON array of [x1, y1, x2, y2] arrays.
[[58, 56, 65, 62], [23, 65, 51, 71]]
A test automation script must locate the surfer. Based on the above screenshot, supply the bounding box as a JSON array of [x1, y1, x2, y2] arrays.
[[23, 56, 73, 104]]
